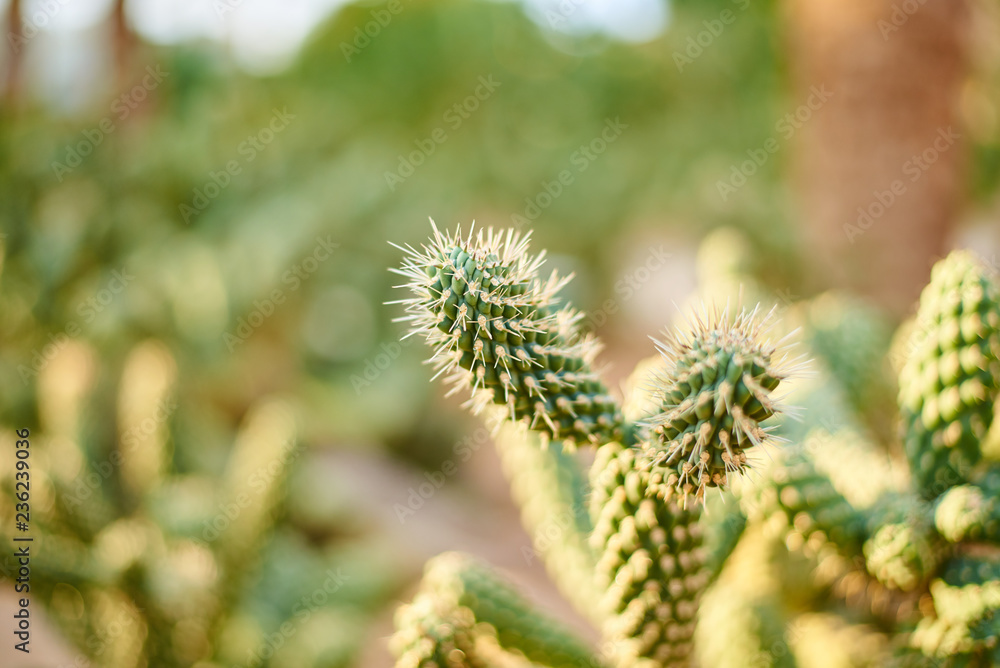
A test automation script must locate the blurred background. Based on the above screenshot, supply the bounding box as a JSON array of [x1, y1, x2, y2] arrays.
[[1, 0, 1000, 666]]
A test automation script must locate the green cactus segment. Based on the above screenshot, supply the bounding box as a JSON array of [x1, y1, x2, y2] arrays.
[[798, 292, 894, 429], [898, 250, 1000, 498], [910, 575, 1000, 664], [935, 473, 1000, 543], [778, 365, 898, 509], [740, 443, 866, 559], [696, 587, 797, 668], [810, 426, 897, 510], [590, 442, 709, 667], [493, 422, 601, 620], [392, 223, 624, 445], [702, 493, 748, 581], [644, 307, 796, 500], [943, 558, 1000, 588], [390, 552, 600, 668], [864, 511, 941, 592], [391, 588, 480, 668]]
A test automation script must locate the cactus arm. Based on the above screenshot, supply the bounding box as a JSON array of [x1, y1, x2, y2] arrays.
[[493, 422, 602, 621], [643, 306, 799, 501], [740, 440, 868, 562], [214, 401, 298, 596], [898, 251, 1000, 499], [702, 494, 747, 581], [863, 494, 943, 592], [588, 308, 796, 667], [589, 441, 708, 667], [934, 470, 1000, 544], [910, 564, 1000, 664], [696, 587, 798, 668], [392, 223, 625, 447], [390, 552, 602, 668]]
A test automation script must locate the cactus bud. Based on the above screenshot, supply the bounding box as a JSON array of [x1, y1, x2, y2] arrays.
[[934, 473, 1000, 544]]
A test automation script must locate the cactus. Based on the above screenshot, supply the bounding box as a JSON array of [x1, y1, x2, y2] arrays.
[[391, 552, 600, 668], [898, 251, 1000, 498], [391, 230, 1000, 668], [390, 223, 795, 667], [741, 250, 1000, 666], [391, 223, 625, 446]]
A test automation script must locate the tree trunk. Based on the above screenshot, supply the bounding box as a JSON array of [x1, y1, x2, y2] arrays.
[[785, 0, 969, 315], [112, 0, 135, 90], [4, 0, 23, 105]]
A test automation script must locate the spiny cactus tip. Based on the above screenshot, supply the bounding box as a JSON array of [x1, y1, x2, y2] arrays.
[[641, 304, 803, 503], [391, 222, 623, 445]]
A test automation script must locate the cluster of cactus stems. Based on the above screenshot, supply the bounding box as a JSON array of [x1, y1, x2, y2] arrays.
[[390, 223, 799, 667], [391, 224, 1000, 668]]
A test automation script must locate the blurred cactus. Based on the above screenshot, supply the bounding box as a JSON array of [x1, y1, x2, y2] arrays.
[[899, 251, 1000, 497], [391, 552, 599, 668], [390, 224, 795, 667], [733, 250, 1000, 667], [0, 338, 399, 668]]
